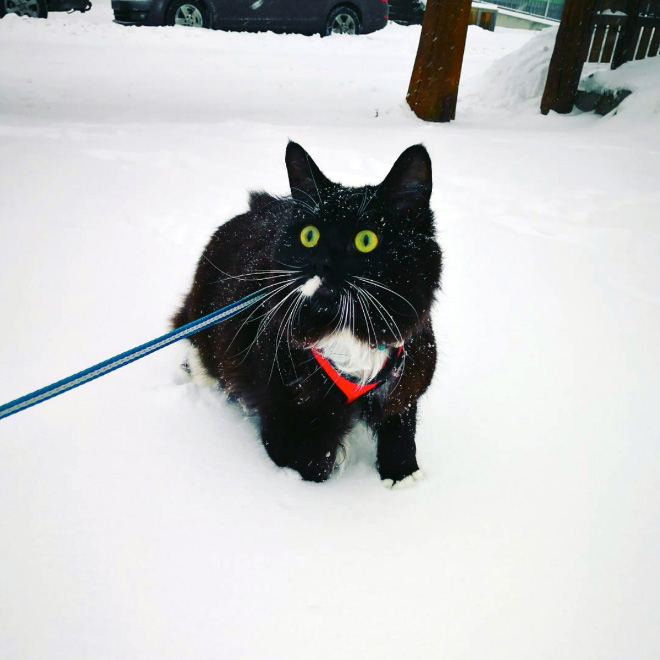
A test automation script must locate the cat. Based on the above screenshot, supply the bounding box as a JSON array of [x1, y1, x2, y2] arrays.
[[172, 142, 442, 487]]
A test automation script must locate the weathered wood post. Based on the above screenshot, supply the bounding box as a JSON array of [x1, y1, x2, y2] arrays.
[[541, 0, 599, 114], [407, 0, 473, 122], [611, 0, 643, 68]]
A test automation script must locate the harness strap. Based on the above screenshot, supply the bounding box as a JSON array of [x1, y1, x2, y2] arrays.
[[311, 345, 404, 405]]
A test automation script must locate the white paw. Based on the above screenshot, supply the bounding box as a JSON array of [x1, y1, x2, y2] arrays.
[[381, 469, 424, 490], [184, 342, 219, 388]]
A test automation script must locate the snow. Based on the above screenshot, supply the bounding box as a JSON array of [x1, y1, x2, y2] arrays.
[[2, 8, 660, 660], [463, 26, 557, 110], [581, 56, 660, 121]]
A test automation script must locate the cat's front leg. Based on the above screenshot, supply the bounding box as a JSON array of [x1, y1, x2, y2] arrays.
[[376, 402, 423, 489], [259, 399, 353, 483]]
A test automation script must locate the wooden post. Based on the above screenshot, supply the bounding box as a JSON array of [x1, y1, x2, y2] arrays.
[[407, 0, 473, 122], [611, 0, 643, 68], [540, 0, 599, 114]]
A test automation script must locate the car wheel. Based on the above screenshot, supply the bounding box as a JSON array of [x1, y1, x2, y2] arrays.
[[164, 0, 209, 28], [325, 6, 361, 35], [0, 0, 47, 18]]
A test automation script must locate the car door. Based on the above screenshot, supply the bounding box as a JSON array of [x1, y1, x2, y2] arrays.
[[221, 0, 304, 32]]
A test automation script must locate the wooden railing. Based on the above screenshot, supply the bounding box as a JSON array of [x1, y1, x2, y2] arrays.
[[541, 0, 659, 114], [586, 0, 660, 66]]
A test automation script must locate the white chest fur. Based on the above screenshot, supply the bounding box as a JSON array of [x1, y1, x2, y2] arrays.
[[313, 329, 390, 384]]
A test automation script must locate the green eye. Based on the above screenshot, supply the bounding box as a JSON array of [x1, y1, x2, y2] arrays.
[[355, 230, 379, 253], [300, 225, 320, 248]]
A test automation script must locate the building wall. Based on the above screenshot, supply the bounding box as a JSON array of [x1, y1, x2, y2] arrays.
[[496, 8, 559, 30]]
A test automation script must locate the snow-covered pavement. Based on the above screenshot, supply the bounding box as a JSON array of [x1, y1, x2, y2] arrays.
[[1, 8, 659, 660]]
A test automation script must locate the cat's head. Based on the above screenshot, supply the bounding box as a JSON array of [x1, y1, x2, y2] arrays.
[[273, 142, 442, 348]]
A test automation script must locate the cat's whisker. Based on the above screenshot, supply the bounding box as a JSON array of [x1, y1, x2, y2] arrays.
[[207, 273, 300, 286], [357, 190, 370, 218], [290, 290, 306, 340], [358, 182, 382, 219], [290, 196, 319, 217], [346, 292, 354, 339], [290, 205, 316, 219], [299, 164, 325, 213], [228, 277, 306, 359], [349, 293, 355, 338], [283, 291, 306, 374], [201, 254, 301, 284], [336, 292, 349, 339], [227, 279, 302, 357], [353, 288, 373, 348], [353, 276, 419, 318], [337, 293, 346, 336], [224, 269, 301, 279], [253, 289, 296, 348], [294, 290, 306, 328], [234, 270, 301, 278], [269, 289, 305, 384], [290, 186, 320, 212], [353, 286, 378, 347], [292, 207, 317, 220], [349, 283, 403, 345], [352, 284, 407, 386], [242, 304, 292, 367], [275, 290, 301, 369], [365, 291, 404, 344], [202, 253, 290, 278], [322, 292, 347, 355], [274, 259, 303, 270], [318, 298, 344, 340]]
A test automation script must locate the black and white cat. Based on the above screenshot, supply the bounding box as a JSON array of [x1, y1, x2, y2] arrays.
[[173, 142, 442, 487]]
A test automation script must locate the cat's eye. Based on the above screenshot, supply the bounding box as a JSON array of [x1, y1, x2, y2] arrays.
[[300, 225, 320, 248], [355, 230, 379, 253]]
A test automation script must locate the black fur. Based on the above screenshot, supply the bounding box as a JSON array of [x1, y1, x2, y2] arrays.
[[173, 142, 442, 484]]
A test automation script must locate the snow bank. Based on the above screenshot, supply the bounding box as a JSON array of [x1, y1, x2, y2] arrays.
[[581, 56, 660, 121], [465, 21, 660, 123], [463, 26, 556, 110]]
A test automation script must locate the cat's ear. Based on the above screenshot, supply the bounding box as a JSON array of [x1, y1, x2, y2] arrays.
[[285, 141, 332, 204], [378, 145, 432, 217]]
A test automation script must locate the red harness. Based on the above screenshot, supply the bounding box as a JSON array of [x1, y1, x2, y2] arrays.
[[311, 345, 404, 405]]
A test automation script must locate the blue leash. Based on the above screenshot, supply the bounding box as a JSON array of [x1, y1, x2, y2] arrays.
[[0, 290, 268, 422]]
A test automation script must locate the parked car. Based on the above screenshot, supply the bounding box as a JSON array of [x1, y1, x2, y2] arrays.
[[388, 0, 424, 25], [112, 0, 389, 35], [0, 0, 90, 18]]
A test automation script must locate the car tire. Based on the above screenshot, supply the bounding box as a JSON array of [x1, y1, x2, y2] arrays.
[[164, 0, 209, 28], [324, 6, 362, 36], [0, 0, 48, 19]]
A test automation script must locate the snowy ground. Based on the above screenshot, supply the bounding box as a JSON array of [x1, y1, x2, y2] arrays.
[[1, 7, 660, 660]]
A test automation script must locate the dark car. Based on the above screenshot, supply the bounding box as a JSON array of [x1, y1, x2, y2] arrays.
[[0, 0, 90, 18], [388, 0, 424, 25], [112, 0, 389, 35]]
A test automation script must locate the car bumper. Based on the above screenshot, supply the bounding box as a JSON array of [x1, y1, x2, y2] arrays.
[[361, 0, 389, 34], [112, 0, 154, 25], [49, 0, 91, 10], [363, 14, 388, 33]]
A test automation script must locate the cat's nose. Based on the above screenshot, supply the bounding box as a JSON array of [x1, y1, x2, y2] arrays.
[[311, 253, 334, 277], [315, 261, 332, 276]]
